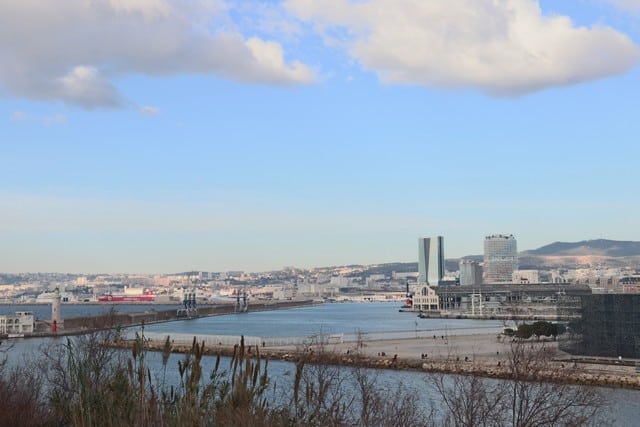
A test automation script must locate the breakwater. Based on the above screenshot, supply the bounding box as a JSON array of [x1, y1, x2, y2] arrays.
[[34, 299, 317, 337]]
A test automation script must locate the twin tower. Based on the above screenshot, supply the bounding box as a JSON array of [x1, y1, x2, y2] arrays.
[[417, 236, 445, 286]]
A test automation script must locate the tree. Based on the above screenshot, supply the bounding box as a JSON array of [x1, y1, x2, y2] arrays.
[[503, 340, 605, 427], [430, 367, 505, 427], [429, 340, 608, 427], [515, 324, 534, 339]]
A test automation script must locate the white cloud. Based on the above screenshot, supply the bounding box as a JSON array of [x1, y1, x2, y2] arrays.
[[231, 1, 304, 41], [108, 0, 172, 18], [0, 0, 315, 108], [286, 0, 640, 95], [10, 110, 67, 125], [57, 66, 122, 108], [10, 111, 28, 121], [139, 105, 161, 115], [607, 0, 640, 13], [245, 37, 314, 82]]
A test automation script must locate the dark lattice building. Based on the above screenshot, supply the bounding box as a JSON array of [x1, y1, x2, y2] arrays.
[[561, 294, 640, 359]]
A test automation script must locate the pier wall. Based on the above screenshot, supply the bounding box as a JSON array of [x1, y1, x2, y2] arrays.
[[61, 300, 316, 332]]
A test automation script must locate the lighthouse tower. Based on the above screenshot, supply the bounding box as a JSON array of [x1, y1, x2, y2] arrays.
[[51, 288, 61, 333]]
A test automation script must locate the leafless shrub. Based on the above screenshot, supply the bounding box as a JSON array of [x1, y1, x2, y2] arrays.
[[429, 340, 608, 427], [288, 352, 355, 425], [430, 368, 505, 427], [504, 341, 607, 427], [353, 366, 432, 427]]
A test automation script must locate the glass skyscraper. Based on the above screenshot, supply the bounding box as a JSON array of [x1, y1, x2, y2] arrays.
[[417, 236, 444, 286], [483, 234, 518, 283]]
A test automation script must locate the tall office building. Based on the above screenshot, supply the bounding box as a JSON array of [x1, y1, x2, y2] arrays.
[[460, 259, 483, 286], [417, 236, 445, 286], [484, 234, 518, 283]]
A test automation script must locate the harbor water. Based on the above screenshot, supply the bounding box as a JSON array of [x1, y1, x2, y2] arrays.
[[143, 301, 506, 340]]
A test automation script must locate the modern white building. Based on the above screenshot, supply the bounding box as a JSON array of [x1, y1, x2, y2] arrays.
[[0, 311, 34, 335], [417, 236, 445, 286], [484, 234, 518, 284], [414, 236, 445, 311], [460, 259, 483, 286]]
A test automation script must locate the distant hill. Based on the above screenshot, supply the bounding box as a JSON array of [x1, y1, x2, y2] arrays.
[[524, 239, 640, 257], [358, 262, 418, 276]]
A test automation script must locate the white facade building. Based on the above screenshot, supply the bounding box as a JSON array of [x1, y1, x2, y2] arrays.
[[0, 311, 34, 335], [484, 234, 518, 284], [412, 285, 439, 311]]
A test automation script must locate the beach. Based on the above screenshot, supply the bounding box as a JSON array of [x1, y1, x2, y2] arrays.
[[324, 332, 516, 361]]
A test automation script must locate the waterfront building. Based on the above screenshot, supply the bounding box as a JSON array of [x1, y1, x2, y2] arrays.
[[484, 234, 518, 284], [0, 311, 34, 335], [512, 269, 540, 284], [417, 236, 445, 286], [412, 285, 439, 311], [459, 259, 483, 286], [561, 294, 640, 358], [436, 284, 591, 317]]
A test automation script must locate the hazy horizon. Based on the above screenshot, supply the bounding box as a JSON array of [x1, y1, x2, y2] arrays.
[[2, 237, 638, 276]]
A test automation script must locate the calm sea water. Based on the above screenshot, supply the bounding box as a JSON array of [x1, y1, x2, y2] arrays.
[[144, 301, 506, 339], [3, 302, 640, 425]]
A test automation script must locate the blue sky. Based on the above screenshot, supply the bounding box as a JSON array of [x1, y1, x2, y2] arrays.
[[2, 0, 640, 273]]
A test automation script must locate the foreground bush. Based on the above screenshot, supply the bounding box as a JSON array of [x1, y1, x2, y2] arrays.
[[0, 328, 607, 427]]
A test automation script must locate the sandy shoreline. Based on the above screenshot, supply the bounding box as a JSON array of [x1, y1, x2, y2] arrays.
[[321, 332, 517, 361], [125, 332, 640, 390]]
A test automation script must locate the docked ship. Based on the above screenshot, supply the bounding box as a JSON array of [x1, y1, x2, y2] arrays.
[[36, 290, 75, 303], [98, 288, 155, 302]]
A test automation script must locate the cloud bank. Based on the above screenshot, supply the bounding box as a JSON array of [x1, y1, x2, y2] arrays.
[[2, 0, 638, 105], [0, 0, 315, 108], [286, 0, 640, 95], [607, 0, 640, 13]]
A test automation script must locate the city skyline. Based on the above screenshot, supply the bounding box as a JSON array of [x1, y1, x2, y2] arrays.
[[2, 1, 640, 273]]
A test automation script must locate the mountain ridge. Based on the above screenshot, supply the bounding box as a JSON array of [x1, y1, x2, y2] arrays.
[[523, 239, 640, 257]]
